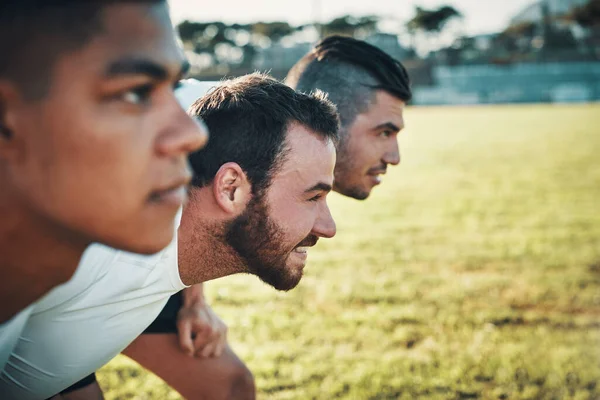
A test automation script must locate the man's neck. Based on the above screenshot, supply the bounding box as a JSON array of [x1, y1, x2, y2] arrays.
[[0, 201, 87, 323], [177, 201, 243, 286]]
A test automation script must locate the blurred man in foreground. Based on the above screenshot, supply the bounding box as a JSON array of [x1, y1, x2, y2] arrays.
[[0, 0, 206, 367], [0, 73, 339, 400]]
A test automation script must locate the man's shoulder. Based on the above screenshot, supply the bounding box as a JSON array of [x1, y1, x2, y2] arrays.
[[82, 207, 182, 270], [110, 240, 176, 270], [33, 239, 177, 314], [0, 305, 34, 370]]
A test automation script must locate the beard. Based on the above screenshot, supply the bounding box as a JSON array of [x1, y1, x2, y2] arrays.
[[224, 193, 317, 291], [332, 141, 370, 201], [333, 159, 370, 201]]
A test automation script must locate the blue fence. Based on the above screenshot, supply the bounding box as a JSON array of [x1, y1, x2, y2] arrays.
[[414, 62, 600, 105]]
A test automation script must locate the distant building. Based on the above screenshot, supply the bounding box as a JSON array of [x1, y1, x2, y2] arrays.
[[510, 0, 588, 25], [413, 61, 600, 105], [471, 33, 496, 52], [507, 0, 594, 59]]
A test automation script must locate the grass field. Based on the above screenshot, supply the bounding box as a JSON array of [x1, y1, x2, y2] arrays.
[[99, 104, 600, 399]]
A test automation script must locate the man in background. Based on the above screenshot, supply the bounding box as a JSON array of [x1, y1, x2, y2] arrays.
[[286, 35, 412, 200]]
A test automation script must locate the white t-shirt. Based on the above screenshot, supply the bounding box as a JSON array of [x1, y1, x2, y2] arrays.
[[0, 306, 33, 371], [0, 217, 186, 399], [0, 80, 214, 399]]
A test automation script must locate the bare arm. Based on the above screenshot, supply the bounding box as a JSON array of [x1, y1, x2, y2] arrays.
[[176, 283, 228, 358]]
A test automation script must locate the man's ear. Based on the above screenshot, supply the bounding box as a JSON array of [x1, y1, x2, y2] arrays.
[[212, 162, 251, 214], [0, 81, 24, 160]]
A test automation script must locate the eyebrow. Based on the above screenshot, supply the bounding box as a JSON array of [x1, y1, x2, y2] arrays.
[[374, 122, 402, 133], [304, 182, 333, 193], [105, 58, 190, 81]]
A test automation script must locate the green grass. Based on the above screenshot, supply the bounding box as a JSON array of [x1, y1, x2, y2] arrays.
[[99, 104, 600, 399]]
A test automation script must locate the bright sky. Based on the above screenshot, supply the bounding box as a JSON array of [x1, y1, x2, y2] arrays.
[[169, 0, 535, 36]]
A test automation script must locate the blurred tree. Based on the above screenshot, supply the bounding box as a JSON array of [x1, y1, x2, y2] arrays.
[[251, 22, 295, 41], [544, 26, 578, 52], [406, 5, 462, 55], [239, 44, 257, 69], [406, 6, 462, 34], [537, 2, 579, 57], [572, 0, 600, 27], [178, 20, 210, 42], [179, 21, 246, 72], [503, 21, 537, 38], [497, 21, 536, 56], [321, 15, 379, 38], [176, 14, 387, 75], [570, 0, 600, 58]]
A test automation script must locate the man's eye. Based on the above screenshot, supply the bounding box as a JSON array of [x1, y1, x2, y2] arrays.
[[121, 84, 153, 105], [379, 130, 392, 138], [308, 194, 322, 202]]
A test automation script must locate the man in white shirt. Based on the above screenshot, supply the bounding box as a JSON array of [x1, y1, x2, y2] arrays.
[[0, 0, 207, 355], [0, 0, 207, 374], [0, 73, 340, 399]]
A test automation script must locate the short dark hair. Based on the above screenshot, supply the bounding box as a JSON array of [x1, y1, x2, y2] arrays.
[[188, 73, 340, 195], [286, 35, 411, 133], [0, 0, 164, 99]]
